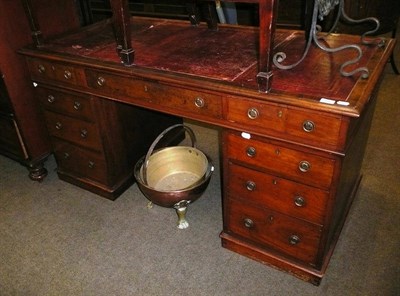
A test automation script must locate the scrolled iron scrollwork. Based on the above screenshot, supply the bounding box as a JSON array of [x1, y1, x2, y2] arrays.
[[273, 0, 385, 79]]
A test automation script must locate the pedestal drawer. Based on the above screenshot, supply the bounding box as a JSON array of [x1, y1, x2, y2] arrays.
[[44, 111, 102, 151], [36, 87, 94, 121], [226, 198, 322, 265], [226, 96, 344, 150], [53, 140, 108, 184], [226, 97, 286, 133], [26, 57, 86, 87], [227, 162, 329, 225], [226, 133, 336, 189]]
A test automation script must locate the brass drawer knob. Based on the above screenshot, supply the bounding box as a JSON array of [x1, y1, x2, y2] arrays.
[[247, 107, 259, 119], [64, 70, 72, 80], [37, 64, 46, 74], [55, 122, 63, 130], [303, 120, 315, 132], [97, 76, 106, 86], [244, 218, 254, 229], [246, 146, 256, 158], [88, 161, 95, 169], [80, 129, 88, 138], [294, 196, 306, 207], [73, 101, 81, 110], [289, 234, 301, 245], [298, 160, 311, 172], [47, 95, 55, 103], [194, 97, 205, 108], [245, 181, 256, 191]]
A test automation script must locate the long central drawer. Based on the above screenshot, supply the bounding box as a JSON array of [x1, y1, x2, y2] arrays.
[[85, 69, 223, 121]]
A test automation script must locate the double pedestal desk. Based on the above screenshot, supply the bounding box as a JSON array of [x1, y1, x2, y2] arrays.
[[19, 16, 393, 285]]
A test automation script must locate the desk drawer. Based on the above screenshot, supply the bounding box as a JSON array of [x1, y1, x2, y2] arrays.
[[226, 198, 322, 265], [226, 97, 286, 133], [26, 57, 86, 87], [85, 70, 223, 120], [53, 140, 108, 184], [226, 96, 343, 149], [36, 87, 94, 121], [44, 111, 102, 151], [225, 132, 335, 189], [227, 162, 329, 225], [285, 107, 343, 148]]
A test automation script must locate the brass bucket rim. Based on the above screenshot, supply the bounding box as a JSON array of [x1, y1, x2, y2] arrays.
[[135, 154, 214, 194], [140, 124, 211, 191]]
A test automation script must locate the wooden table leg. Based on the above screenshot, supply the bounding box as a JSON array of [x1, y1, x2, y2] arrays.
[[21, 0, 44, 47], [109, 0, 135, 66], [257, 0, 279, 92]]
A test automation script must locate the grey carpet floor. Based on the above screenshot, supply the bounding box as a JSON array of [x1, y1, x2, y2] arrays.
[[1, 41, 400, 296]]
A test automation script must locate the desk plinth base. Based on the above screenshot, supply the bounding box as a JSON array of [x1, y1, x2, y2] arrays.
[[57, 170, 134, 201], [220, 232, 325, 286], [220, 174, 363, 286]]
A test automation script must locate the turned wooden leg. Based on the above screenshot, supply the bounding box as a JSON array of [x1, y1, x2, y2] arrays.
[[27, 161, 48, 182]]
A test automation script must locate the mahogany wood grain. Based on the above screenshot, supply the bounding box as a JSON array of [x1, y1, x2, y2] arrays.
[[18, 13, 393, 285]]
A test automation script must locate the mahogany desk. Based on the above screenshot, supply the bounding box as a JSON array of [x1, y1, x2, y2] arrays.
[[19, 17, 394, 285]]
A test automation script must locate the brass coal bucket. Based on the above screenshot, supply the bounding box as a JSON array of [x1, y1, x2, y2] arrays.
[[134, 124, 214, 229]]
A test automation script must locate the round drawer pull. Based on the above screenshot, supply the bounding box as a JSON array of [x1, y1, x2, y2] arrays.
[[88, 161, 95, 169], [303, 120, 315, 133], [299, 160, 311, 172], [244, 218, 254, 229], [247, 107, 259, 119], [97, 76, 106, 86], [80, 129, 88, 138], [73, 101, 81, 110], [289, 235, 301, 245], [63, 152, 70, 159], [64, 70, 72, 80], [194, 97, 205, 108], [294, 196, 306, 207], [47, 95, 55, 103], [55, 122, 63, 130], [245, 181, 256, 191], [37, 64, 46, 74], [246, 146, 256, 158]]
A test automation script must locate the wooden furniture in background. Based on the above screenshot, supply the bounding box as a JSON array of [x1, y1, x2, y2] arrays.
[[0, 0, 81, 180]]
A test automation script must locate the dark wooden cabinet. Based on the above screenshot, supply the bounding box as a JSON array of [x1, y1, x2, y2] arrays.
[[221, 86, 379, 281], [29, 74, 182, 199], [0, 0, 81, 180], [0, 76, 27, 161]]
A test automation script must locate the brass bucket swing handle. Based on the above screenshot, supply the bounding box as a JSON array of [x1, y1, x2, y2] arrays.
[[142, 124, 197, 185]]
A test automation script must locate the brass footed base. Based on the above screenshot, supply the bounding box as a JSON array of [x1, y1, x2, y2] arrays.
[[174, 200, 191, 229]]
